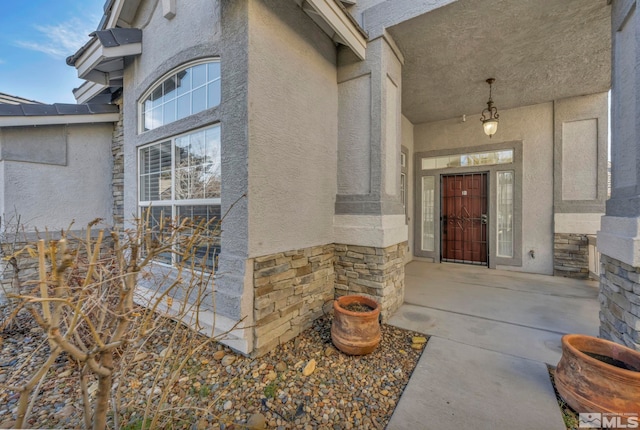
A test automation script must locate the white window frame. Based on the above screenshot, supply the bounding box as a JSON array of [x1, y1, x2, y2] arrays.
[[400, 172, 407, 212], [138, 58, 221, 133], [138, 124, 221, 269], [421, 175, 436, 252]]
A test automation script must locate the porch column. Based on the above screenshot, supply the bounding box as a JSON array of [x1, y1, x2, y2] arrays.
[[597, 0, 640, 350], [334, 34, 408, 320]]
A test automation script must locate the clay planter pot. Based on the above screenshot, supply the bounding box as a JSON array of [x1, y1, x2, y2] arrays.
[[331, 295, 381, 355], [555, 334, 640, 414]]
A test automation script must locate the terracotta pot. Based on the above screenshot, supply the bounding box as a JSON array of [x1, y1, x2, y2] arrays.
[[555, 334, 640, 414], [331, 295, 381, 355]]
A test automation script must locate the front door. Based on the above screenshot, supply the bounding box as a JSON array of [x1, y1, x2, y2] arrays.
[[441, 173, 488, 265]]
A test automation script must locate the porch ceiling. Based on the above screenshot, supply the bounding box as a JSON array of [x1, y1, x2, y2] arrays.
[[387, 0, 611, 124]]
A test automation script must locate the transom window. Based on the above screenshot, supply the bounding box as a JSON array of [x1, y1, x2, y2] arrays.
[[140, 59, 221, 132], [139, 124, 221, 268], [421, 149, 513, 170]]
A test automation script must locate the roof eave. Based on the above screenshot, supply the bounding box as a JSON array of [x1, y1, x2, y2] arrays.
[[75, 39, 141, 82], [296, 0, 368, 60], [73, 81, 110, 104]]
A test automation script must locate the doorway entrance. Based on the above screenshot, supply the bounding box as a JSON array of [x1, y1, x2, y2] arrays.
[[441, 173, 488, 265]]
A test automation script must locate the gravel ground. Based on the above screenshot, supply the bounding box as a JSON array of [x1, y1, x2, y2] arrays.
[[0, 304, 426, 429], [547, 365, 579, 430]]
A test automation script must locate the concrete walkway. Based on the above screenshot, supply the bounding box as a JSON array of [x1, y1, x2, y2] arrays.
[[387, 262, 600, 430]]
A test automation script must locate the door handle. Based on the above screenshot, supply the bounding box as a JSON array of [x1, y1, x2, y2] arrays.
[[481, 214, 488, 224]]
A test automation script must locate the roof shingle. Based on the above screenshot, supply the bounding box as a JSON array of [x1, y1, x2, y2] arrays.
[[0, 103, 119, 117]]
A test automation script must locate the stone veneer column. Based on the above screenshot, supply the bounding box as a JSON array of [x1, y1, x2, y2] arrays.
[[598, 0, 640, 350], [334, 33, 409, 319], [111, 96, 124, 230], [334, 242, 406, 321]]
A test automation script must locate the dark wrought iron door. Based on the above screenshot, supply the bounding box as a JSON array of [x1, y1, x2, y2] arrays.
[[441, 173, 488, 265]]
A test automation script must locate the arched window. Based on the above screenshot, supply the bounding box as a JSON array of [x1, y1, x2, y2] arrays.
[[140, 59, 221, 132]]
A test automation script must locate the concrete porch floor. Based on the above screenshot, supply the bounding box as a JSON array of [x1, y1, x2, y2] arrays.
[[387, 261, 600, 429]]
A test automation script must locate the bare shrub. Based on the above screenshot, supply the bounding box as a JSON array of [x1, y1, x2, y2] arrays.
[[0, 211, 240, 429]]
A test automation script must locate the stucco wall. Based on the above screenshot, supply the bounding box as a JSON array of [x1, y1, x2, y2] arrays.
[[0, 124, 113, 231], [246, 0, 337, 257], [414, 102, 554, 274], [131, 0, 220, 86]]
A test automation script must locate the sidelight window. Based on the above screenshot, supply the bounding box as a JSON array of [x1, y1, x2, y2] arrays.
[[497, 171, 514, 257]]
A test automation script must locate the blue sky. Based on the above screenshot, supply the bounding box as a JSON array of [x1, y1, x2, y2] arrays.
[[0, 0, 105, 104]]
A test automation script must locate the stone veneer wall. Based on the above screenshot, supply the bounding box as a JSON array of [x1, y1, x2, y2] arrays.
[[252, 244, 335, 356], [554, 233, 589, 279], [112, 96, 124, 230], [599, 254, 640, 351], [0, 236, 112, 301], [334, 242, 407, 321], [0, 241, 38, 300]]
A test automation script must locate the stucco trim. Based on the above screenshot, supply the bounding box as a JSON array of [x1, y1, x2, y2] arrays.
[[413, 140, 523, 268], [334, 214, 408, 248], [555, 212, 604, 235], [598, 215, 640, 267], [335, 193, 404, 215], [553, 93, 609, 214]]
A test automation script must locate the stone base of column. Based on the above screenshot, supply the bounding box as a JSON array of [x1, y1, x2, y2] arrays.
[[334, 242, 407, 321], [599, 254, 640, 351]]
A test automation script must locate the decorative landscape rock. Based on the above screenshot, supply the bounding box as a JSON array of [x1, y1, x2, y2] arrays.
[[412, 336, 427, 344], [246, 413, 266, 429], [221, 355, 235, 366], [302, 359, 316, 376], [0, 307, 426, 429]]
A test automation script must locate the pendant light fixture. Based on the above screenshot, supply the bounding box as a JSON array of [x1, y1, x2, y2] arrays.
[[480, 78, 499, 138]]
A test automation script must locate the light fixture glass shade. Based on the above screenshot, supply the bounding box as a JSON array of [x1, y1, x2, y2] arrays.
[[483, 119, 498, 137]]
